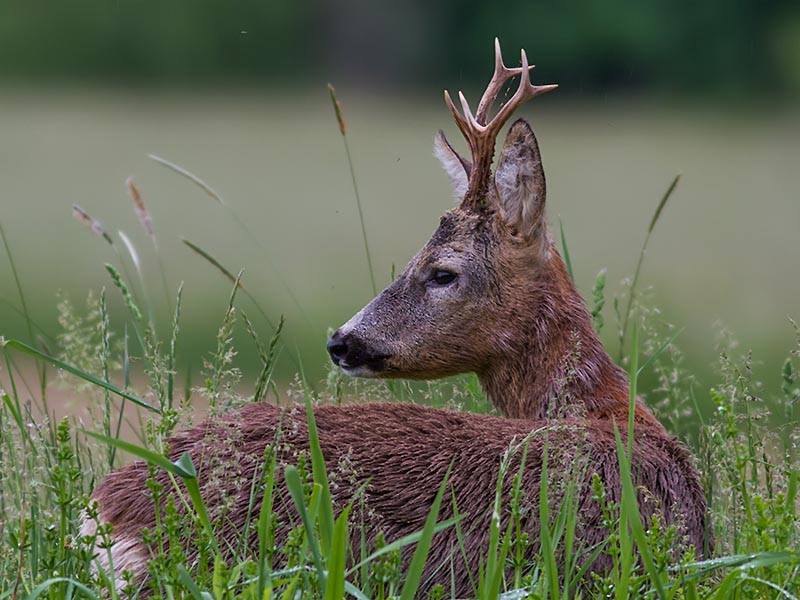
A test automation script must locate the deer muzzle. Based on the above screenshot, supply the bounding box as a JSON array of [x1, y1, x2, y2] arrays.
[[327, 328, 390, 377]]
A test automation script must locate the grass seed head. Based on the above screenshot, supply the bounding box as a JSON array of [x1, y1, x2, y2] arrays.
[[72, 204, 113, 245], [328, 83, 347, 135], [126, 176, 154, 239]]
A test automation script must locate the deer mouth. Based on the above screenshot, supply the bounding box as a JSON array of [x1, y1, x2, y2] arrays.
[[337, 353, 391, 378]]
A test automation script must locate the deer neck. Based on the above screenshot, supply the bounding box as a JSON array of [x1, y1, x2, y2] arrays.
[[478, 254, 660, 428]]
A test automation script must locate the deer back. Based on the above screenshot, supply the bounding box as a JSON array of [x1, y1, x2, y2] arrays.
[[86, 402, 709, 596]]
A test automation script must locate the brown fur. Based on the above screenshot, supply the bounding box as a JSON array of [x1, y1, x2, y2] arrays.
[[90, 403, 708, 597]]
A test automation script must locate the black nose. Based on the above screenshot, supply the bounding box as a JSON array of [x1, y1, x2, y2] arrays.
[[327, 331, 349, 365]]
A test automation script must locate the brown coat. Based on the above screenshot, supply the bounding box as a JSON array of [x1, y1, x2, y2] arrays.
[[90, 402, 708, 596]]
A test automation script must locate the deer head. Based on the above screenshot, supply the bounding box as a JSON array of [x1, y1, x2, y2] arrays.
[[328, 39, 637, 422]]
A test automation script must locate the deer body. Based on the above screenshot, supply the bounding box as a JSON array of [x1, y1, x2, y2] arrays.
[[86, 40, 710, 594], [87, 403, 706, 596]]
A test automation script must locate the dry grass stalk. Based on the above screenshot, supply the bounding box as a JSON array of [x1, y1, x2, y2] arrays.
[[72, 204, 113, 245], [118, 230, 142, 276], [327, 83, 347, 135], [126, 177, 154, 240]]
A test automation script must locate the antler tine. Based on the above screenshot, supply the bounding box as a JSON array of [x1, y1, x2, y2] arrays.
[[458, 91, 485, 135], [474, 38, 536, 125], [444, 89, 472, 145], [443, 40, 558, 208], [487, 49, 558, 140]]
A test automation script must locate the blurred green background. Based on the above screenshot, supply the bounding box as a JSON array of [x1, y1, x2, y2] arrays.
[[0, 1, 798, 396]]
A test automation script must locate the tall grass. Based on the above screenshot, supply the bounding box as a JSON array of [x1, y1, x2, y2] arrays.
[[5, 297, 798, 598], [3, 215, 799, 600], [1, 113, 799, 599]]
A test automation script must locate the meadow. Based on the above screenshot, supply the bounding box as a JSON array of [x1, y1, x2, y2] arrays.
[[0, 87, 799, 598], [1, 87, 798, 386]]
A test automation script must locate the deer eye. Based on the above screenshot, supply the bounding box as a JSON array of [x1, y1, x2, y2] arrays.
[[428, 270, 458, 287]]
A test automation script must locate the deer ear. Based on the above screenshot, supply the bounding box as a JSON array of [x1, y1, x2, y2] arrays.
[[494, 119, 547, 240], [434, 130, 470, 200]]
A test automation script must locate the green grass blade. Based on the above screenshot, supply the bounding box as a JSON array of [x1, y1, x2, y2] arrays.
[[618, 174, 680, 361], [167, 283, 183, 410], [182, 238, 241, 287], [538, 445, 559, 600], [0, 222, 36, 348], [149, 154, 225, 205], [212, 555, 226, 598], [2, 391, 24, 433], [675, 552, 800, 581], [252, 315, 284, 404], [648, 174, 680, 234], [82, 430, 191, 475], [257, 446, 278, 596], [487, 520, 513, 598], [740, 576, 799, 600], [177, 565, 213, 600], [613, 423, 667, 599], [278, 575, 300, 600], [709, 570, 739, 600], [82, 429, 217, 547], [398, 465, 452, 600], [324, 506, 351, 600], [637, 326, 684, 377], [483, 441, 522, 598], [558, 219, 574, 282], [345, 516, 461, 577], [448, 491, 478, 595], [343, 581, 371, 600], [627, 322, 638, 460], [161, 157, 312, 329], [615, 323, 648, 597], [684, 578, 699, 600], [1, 220, 46, 393], [0, 297, 50, 339], [24, 577, 101, 600], [498, 591, 533, 600], [284, 465, 326, 590], [302, 379, 334, 554], [174, 453, 217, 548], [2, 338, 157, 413], [181, 238, 298, 371]]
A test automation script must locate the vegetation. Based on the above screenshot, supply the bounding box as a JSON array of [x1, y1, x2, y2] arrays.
[[1, 235, 799, 598], [1, 1, 799, 97], [1, 100, 799, 598]]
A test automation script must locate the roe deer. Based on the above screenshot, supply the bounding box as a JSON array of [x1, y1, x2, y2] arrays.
[[85, 40, 710, 596]]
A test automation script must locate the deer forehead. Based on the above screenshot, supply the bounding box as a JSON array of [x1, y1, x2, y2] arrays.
[[418, 210, 495, 255]]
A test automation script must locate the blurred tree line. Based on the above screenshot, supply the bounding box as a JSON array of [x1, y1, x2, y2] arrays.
[[1, 0, 798, 97]]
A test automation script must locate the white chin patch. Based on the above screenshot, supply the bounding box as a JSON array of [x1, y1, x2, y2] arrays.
[[341, 364, 380, 378]]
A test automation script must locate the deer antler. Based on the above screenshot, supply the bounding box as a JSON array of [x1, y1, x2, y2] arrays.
[[444, 38, 557, 209]]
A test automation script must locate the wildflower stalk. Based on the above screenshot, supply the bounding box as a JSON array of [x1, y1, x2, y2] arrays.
[[328, 84, 377, 295], [126, 176, 173, 317], [618, 175, 679, 362]]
